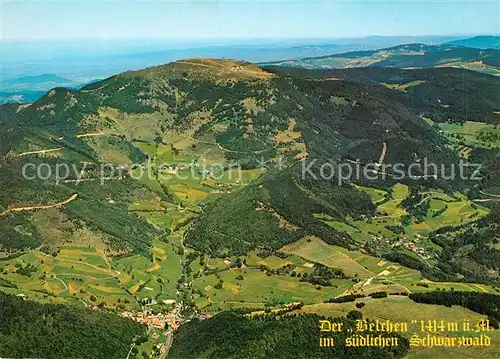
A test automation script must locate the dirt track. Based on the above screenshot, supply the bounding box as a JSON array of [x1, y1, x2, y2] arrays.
[[18, 148, 64, 156], [0, 194, 78, 216], [377, 141, 387, 165]]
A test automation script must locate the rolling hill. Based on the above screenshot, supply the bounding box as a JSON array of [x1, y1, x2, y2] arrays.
[[446, 36, 500, 50], [263, 66, 500, 124]]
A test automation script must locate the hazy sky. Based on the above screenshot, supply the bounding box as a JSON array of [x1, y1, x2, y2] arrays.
[[2, 0, 499, 41]]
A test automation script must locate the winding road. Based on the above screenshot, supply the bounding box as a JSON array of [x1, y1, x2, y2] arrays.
[[0, 194, 78, 217], [53, 275, 68, 294]]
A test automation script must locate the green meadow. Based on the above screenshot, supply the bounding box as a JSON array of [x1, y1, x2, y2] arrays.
[[193, 267, 353, 312]]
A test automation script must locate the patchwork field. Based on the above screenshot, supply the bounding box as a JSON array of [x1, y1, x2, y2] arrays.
[[424, 118, 500, 148], [0, 248, 137, 309], [279, 236, 497, 295], [0, 230, 185, 309], [115, 237, 182, 301], [324, 183, 489, 246], [192, 267, 353, 312]]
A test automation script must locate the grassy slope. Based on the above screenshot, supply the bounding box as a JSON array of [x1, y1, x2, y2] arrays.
[[295, 295, 500, 359]]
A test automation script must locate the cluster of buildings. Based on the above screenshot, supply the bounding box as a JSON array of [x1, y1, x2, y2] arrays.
[[392, 237, 429, 258], [120, 305, 213, 331], [121, 309, 178, 330], [158, 164, 192, 174]]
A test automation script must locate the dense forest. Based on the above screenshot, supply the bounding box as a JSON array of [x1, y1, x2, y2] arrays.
[[409, 291, 500, 328], [265, 66, 500, 124], [0, 156, 159, 255], [428, 206, 500, 284], [0, 292, 147, 358], [169, 311, 409, 359]]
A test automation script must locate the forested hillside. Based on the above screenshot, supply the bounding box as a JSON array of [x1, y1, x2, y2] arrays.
[[169, 311, 410, 359], [0, 292, 146, 358], [264, 66, 500, 124]]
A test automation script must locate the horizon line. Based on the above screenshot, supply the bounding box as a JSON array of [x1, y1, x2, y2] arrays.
[[2, 33, 499, 43]]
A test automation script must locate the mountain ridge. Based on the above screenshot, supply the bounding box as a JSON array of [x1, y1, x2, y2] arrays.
[[445, 35, 500, 50], [261, 43, 500, 76]]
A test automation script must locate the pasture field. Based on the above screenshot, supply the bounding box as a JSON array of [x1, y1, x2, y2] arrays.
[[244, 250, 307, 268], [115, 237, 182, 301], [281, 236, 422, 281], [377, 183, 409, 216], [317, 217, 372, 244], [215, 168, 265, 185], [440, 61, 500, 77], [192, 267, 353, 312], [150, 238, 182, 299], [278, 236, 497, 296], [430, 119, 500, 148], [354, 218, 395, 238], [168, 183, 210, 204], [281, 236, 376, 279], [420, 190, 456, 202], [135, 211, 175, 229], [0, 249, 138, 309], [205, 257, 232, 271], [130, 195, 197, 231], [408, 200, 489, 236], [154, 144, 194, 166], [86, 136, 132, 165], [335, 244, 420, 279], [323, 183, 488, 244], [129, 198, 164, 212], [380, 80, 426, 92], [133, 141, 157, 157], [397, 280, 499, 294], [131, 165, 164, 194], [281, 236, 426, 285], [296, 295, 484, 325], [354, 184, 388, 204]]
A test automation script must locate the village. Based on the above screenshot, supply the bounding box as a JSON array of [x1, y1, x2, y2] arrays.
[[119, 301, 213, 357]]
